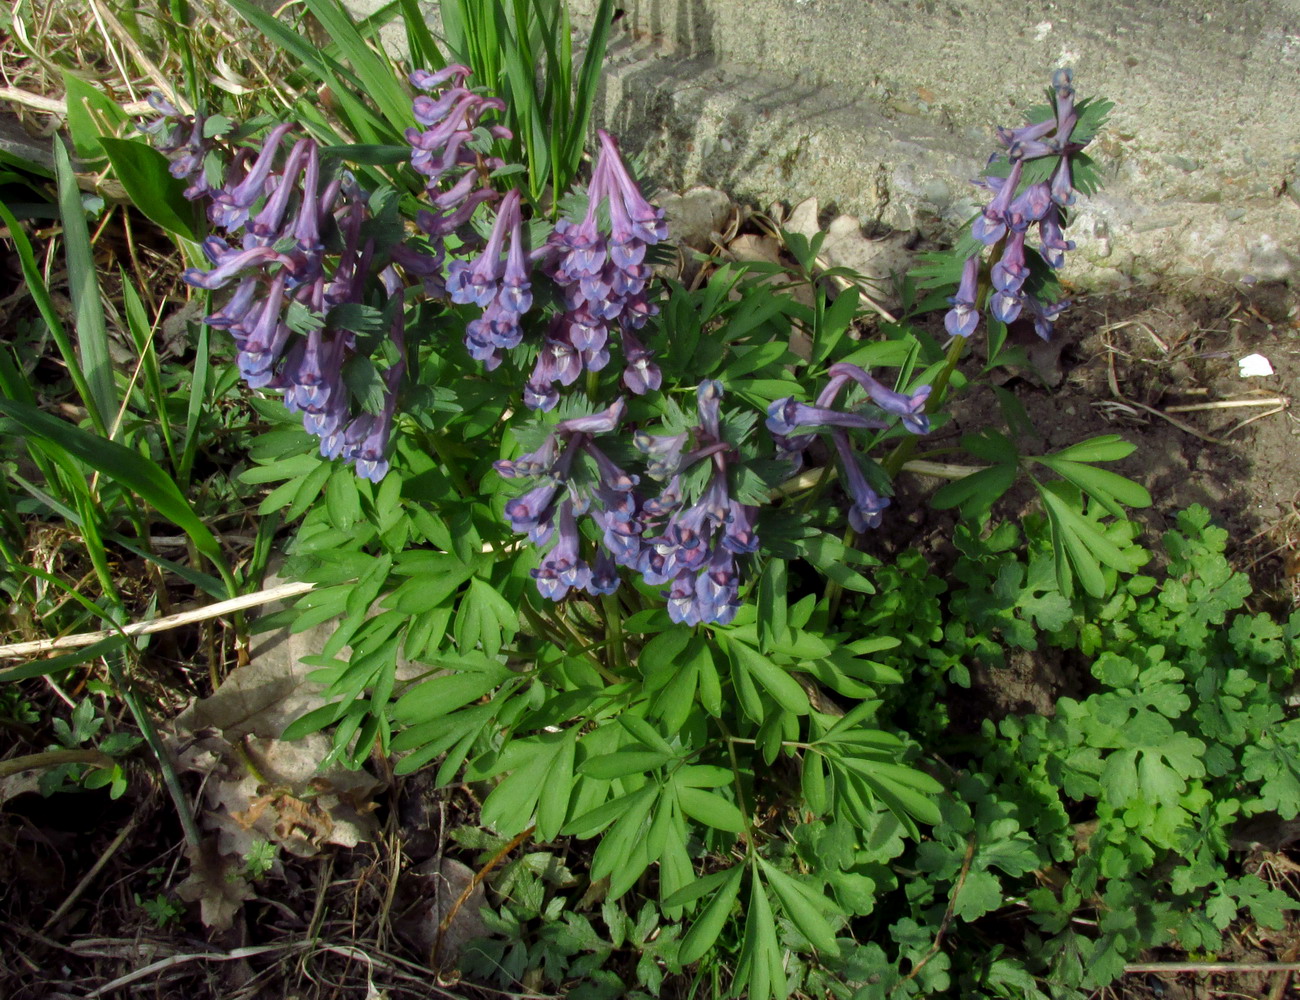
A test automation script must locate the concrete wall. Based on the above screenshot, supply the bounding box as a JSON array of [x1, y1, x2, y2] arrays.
[[354, 0, 1300, 287], [568, 0, 1300, 287]]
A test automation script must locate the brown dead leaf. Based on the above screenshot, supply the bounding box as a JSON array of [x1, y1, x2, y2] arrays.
[[176, 838, 255, 931]]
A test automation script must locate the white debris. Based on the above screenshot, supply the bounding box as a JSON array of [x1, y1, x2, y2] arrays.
[[1238, 353, 1275, 377]]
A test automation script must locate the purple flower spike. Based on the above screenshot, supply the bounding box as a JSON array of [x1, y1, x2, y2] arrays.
[[944, 255, 980, 339]]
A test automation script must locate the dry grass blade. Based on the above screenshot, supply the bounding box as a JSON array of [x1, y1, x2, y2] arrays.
[[0, 580, 318, 658]]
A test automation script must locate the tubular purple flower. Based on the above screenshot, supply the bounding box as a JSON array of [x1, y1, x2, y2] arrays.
[[500, 200, 532, 315], [944, 254, 981, 338], [827, 363, 932, 435], [204, 277, 260, 329], [722, 501, 759, 554], [410, 65, 471, 91], [1025, 297, 1071, 341], [210, 122, 295, 230], [247, 139, 310, 244], [597, 130, 669, 245], [346, 366, 403, 482], [1038, 205, 1076, 268], [832, 429, 890, 532], [556, 398, 626, 436], [1007, 182, 1052, 229], [990, 288, 1024, 324], [765, 398, 889, 436], [532, 501, 590, 600], [505, 482, 559, 535], [991, 230, 1029, 294], [996, 116, 1057, 153], [971, 159, 1023, 245], [620, 328, 661, 395], [587, 550, 621, 596], [290, 142, 324, 253], [697, 380, 724, 440], [1050, 156, 1076, 207], [664, 570, 697, 625], [184, 244, 286, 290]]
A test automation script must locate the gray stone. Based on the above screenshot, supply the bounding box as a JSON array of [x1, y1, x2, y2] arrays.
[[658, 184, 732, 249]]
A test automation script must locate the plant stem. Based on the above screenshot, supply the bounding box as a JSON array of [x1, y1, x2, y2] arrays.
[[425, 431, 473, 499], [601, 593, 629, 674], [103, 651, 202, 851]]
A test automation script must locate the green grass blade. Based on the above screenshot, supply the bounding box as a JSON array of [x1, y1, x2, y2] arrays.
[[0, 396, 235, 598], [564, 0, 613, 175], [303, 0, 413, 135], [178, 322, 209, 488], [118, 270, 177, 470], [54, 141, 117, 435], [398, 0, 444, 70]]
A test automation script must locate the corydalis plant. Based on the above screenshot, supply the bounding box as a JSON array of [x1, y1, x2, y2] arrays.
[[943, 68, 1109, 342], [768, 363, 931, 531]]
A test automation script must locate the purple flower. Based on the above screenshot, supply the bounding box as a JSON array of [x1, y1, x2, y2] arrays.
[[971, 159, 1022, 245], [944, 255, 980, 338], [1038, 205, 1076, 268], [990, 229, 1029, 294], [831, 429, 890, 532], [990, 288, 1024, 324], [827, 363, 932, 435], [1025, 297, 1071, 341]]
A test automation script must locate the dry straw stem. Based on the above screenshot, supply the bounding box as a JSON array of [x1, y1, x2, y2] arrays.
[[0, 580, 318, 659], [1123, 961, 1300, 974]]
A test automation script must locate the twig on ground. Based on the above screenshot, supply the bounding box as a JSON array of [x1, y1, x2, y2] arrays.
[[83, 942, 306, 998], [900, 835, 976, 984], [42, 814, 139, 931], [0, 84, 153, 115], [1165, 396, 1287, 414], [0, 748, 114, 779], [1123, 961, 1300, 974], [0, 580, 318, 659], [434, 825, 536, 965]]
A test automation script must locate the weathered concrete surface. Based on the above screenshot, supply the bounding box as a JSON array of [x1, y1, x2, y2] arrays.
[[561, 0, 1300, 287], [340, 0, 1300, 286]]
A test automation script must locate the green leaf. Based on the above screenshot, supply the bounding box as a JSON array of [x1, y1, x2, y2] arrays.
[[99, 138, 197, 240], [931, 464, 1017, 518], [54, 140, 115, 430], [676, 785, 747, 833], [725, 637, 810, 715], [536, 728, 577, 841], [581, 750, 674, 780], [1034, 456, 1152, 516], [678, 864, 744, 965], [1048, 435, 1135, 463], [759, 859, 840, 956], [62, 72, 128, 161]]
